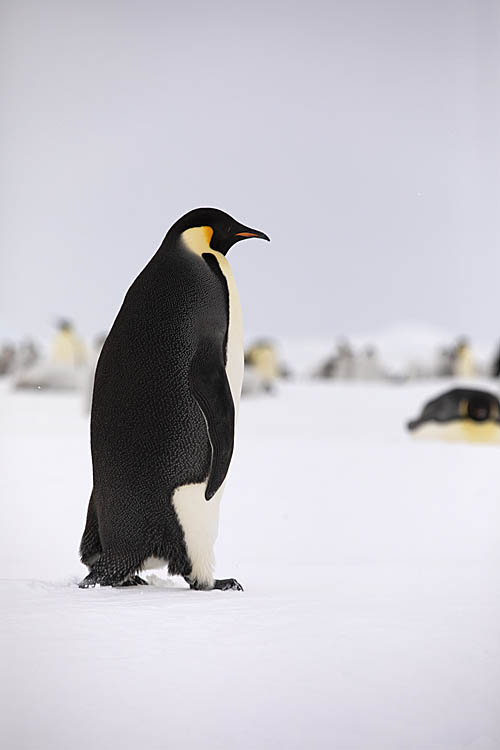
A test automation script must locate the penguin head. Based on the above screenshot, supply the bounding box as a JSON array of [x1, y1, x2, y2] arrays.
[[169, 207, 270, 256], [465, 394, 493, 422], [57, 318, 73, 332]]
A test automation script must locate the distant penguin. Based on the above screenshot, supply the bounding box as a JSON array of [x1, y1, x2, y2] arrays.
[[355, 346, 384, 381], [0, 343, 16, 375], [79, 208, 269, 589], [453, 337, 475, 378], [245, 339, 279, 392], [407, 388, 500, 444], [335, 340, 355, 380], [435, 347, 454, 377], [52, 319, 87, 367]]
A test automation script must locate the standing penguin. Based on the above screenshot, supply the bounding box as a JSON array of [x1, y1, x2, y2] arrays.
[[79, 208, 269, 590]]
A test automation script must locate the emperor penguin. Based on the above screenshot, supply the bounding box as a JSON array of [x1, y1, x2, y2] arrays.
[[407, 388, 500, 444], [79, 208, 270, 590]]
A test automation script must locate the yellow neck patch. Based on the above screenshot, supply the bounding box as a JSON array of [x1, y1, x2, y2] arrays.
[[181, 226, 214, 255]]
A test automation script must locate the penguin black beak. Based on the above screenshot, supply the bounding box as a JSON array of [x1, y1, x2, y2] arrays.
[[234, 229, 270, 242]]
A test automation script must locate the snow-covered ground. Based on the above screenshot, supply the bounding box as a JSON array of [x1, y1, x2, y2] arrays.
[[1, 378, 500, 750]]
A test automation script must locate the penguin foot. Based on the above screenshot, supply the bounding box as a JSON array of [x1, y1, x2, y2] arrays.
[[213, 578, 244, 592], [112, 575, 148, 587], [78, 572, 99, 589], [78, 573, 148, 588], [184, 576, 244, 591]]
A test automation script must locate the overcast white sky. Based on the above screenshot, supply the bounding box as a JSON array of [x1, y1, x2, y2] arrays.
[[1, 0, 499, 344]]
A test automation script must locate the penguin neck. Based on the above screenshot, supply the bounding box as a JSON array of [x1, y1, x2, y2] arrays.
[[180, 227, 244, 409], [181, 226, 214, 255], [180, 227, 231, 271]]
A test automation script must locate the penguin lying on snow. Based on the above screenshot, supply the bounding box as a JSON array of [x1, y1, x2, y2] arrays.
[[407, 388, 500, 443], [79, 208, 269, 589]]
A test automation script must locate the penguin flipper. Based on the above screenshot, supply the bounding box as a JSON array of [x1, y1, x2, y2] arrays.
[[189, 343, 235, 501]]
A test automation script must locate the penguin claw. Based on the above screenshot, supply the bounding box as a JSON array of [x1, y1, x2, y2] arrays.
[[213, 578, 244, 592], [78, 573, 98, 589]]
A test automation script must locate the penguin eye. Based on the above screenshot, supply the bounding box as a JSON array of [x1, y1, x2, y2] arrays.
[[468, 397, 490, 421]]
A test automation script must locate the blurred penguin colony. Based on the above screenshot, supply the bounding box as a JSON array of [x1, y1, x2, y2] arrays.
[[314, 336, 485, 381], [1, 320, 104, 398], [2, 323, 500, 400]]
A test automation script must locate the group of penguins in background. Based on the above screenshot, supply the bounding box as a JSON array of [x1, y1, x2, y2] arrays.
[[2, 207, 500, 589], [3, 327, 500, 393], [0, 322, 287, 397], [3, 326, 498, 445], [315, 336, 497, 381]]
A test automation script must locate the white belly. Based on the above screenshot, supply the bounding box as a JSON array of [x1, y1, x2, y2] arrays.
[[172, 481, 223, 586]]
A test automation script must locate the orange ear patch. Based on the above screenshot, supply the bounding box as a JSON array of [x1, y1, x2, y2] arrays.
[[181, 226, 215, 255], [202, 226, 214, 243]]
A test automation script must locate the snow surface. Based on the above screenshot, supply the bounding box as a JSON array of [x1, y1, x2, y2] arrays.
[[1, 379, 500, 750]]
